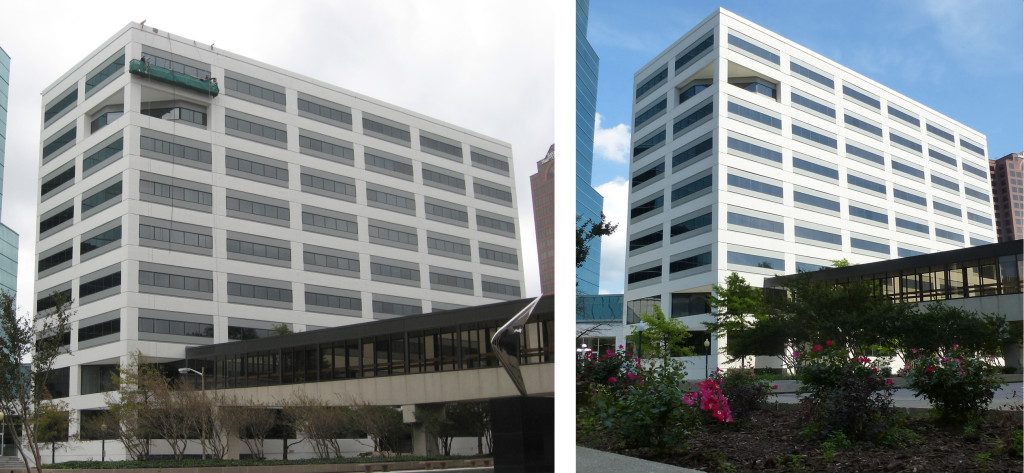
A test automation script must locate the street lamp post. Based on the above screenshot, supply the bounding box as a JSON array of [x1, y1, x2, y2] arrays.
[[100, 423, 106, 462], [0, 411, 5, 457], [178, 367, 206, 459], [704, 337, 711, 379], [636, 321, 647, 361]]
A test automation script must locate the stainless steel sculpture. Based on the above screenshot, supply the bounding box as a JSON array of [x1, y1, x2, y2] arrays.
[[490, 296, 542, 396]]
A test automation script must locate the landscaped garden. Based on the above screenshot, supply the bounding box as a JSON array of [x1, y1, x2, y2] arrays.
[[577, 272, 1023, 472]]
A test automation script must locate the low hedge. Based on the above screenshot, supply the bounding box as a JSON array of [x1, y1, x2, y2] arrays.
[[48, 455, 477, 469]]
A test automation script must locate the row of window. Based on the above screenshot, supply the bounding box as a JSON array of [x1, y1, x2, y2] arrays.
[[632, 168, 989, 235], [46, 89, 509, 188], [643, 33, 988, 161], [47, 218, 517, 285]]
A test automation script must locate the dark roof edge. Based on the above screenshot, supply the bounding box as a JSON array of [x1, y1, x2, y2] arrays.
[[186, 295, 553, 358], [765, 240, 1023, 287]]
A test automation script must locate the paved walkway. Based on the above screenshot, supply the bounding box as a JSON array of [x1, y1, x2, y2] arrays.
[[770, 381, 1023, 410], [576, 446, 704, 473]]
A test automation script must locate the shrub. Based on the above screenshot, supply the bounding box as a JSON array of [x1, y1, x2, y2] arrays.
[[905, 346, 1003, 425], [710, 368, 773, 420], [584, 359, 699, 453], [682, 378, 734, 423], [576, 345, 642, 406], [792, 341, 897, 441]]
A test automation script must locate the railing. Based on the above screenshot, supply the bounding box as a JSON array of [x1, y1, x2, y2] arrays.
[[129, 59, 219, 96]]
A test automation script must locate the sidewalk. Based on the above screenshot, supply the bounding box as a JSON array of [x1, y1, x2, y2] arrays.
[[576, 447, 705, 473]]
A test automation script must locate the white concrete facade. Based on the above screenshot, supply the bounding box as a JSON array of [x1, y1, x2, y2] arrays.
[[623, 9, 997, 368], [35, 22, 526, 432]]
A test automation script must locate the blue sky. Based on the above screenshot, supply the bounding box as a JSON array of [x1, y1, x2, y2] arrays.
[[586, 0, 1024, 294]]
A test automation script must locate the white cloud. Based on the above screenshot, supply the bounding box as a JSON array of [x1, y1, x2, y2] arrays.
[[593, 113, 631, 163], [919, 0, 1018, 72], [594, 177, 629, 294]]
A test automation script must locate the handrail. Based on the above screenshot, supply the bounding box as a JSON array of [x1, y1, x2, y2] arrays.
[[129, 59, 219, 96]]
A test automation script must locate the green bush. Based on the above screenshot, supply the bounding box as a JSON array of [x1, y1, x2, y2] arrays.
[[792, 341, 897, 441], [584, 359, 699, 453], [711, 367, 773, 420], [576, 345, 642, 407], [50, 455, 464, 469], [904, 346, 1003, 425]]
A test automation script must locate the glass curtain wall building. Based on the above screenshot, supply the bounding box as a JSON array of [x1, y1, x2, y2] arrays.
[[576, 0, 604, 294], [0, 46, 19, 298], [624, 9, 997, 371]]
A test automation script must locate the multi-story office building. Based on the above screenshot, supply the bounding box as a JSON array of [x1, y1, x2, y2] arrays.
[[576, 0, 605, 294], [990, 152, 1023, 242], [0, 46, 19, 298], [531, 144, 554, 294], [35, 23, 525, 429], [624, 9, 997, 367]]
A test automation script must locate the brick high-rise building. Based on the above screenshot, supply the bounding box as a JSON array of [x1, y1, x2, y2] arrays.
[[531, 144, 555, 294], [990, 152, 1024, 242]]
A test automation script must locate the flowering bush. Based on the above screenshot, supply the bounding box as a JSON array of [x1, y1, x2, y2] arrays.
[[576, 345, 642, 405], [792, 341, 897, 441], [709, 367, 773, 420], [905, 345, 1003, 425], [683, 378, 733, 423], [583, 359, 700, 453]]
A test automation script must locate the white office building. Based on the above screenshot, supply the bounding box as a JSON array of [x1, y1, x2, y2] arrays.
[[624, 9, 996, 368], [35, 22, 525, 439]]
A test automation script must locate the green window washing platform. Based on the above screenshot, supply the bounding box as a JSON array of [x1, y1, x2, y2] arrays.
[[129, 59, 219, 96]]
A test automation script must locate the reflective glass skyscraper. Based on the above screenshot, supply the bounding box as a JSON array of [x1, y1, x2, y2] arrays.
[[0, 46, 20, 297], [576, 0, 604, 294]]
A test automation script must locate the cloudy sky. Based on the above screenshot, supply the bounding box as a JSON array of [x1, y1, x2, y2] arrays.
[[587, 0, 1024, 294], [0, 0, 556, 311]]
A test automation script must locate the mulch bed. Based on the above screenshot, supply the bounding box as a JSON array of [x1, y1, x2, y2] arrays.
[[581, 405, 1023, 472]]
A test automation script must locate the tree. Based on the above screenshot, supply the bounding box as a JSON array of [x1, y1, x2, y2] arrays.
[[626, 305, 696, 361], [705, 273, 776, 365], [889, 303, 1013, 361], [830, 258, 852, 268], [416, 405, 456, 456], [576, 213, 617, 268], [0, 290, 74, 473], [104, 351, 160, 460], [771, 274, 903, 356], [706, 273, 767, 336], [351, 404, 409, 454], [446, 401, 490, 455], [418, 401, 490, 456], [144, 372, 198, 460], [283, 393, 359, 459], [271, 323, 293, 336], [220, 400, 278, 460], [36, 401, 71, 465]]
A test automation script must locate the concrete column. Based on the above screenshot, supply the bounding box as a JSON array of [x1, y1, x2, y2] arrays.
[[223, 430, 241, 460], [401, 404, 440, 456]]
